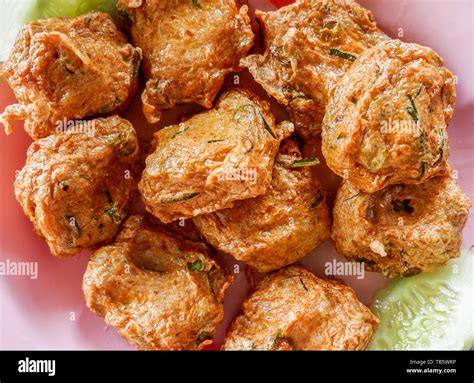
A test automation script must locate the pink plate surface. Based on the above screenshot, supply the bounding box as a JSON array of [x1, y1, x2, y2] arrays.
[[0, 0, 472, 350]]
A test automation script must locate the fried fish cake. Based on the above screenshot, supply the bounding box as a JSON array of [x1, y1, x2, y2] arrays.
[[332, 176, 471, 278], [222, 266, 378, 350], [117, 0, 254, 123], [241, 0, 387, 138], [0, 12, 141, 139], [14, 116, 139, 258], [322, 39, 456, 193], [193, 139, 330, 272], [139, 89, 294, 223], [83, 215, 232, 350]]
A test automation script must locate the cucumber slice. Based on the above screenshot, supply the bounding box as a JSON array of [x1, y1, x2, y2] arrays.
[[23, 0, 116, 22], [370, 247, 474, 350], [0, 0, 116, 62]]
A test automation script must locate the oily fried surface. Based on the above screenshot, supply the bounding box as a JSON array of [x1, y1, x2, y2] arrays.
[[0, 12, 141, 139], [83, 215, 232, 350], [139, 89, 294, 223], [14, 116, 139, 258], [223, 265, 378, 350], [241, 0, 387, 138], [332, 176, 471, 278], [117, 0, 254, 123], [193, 139, 330, 272], [322, 39, 455, 192]]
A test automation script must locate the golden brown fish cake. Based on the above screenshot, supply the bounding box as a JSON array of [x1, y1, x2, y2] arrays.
[[222, 265, 378, 350], [332, 176, 471, 278], [322, 39, 456, 193], [0, 12, 141, 139], [139, 89, 294, 223], [14, 116, 139, 258], [117, 0, 254, 123], [193, 139, 330, 272], [241, 0, 387, 138], [83, 215, 232, 350]]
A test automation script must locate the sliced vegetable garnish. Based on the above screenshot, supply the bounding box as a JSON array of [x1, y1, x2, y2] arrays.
[[23, 0, 116, 22], [391, 199, 414, 214], [188, 259, 204, 272], [290, 157, 320, 168], [370, 247, 474, 350], [271, 334, 294, 351], [407, 94, 419, 123], [161, 192, 200, 205], [329, 48, 357, 62]]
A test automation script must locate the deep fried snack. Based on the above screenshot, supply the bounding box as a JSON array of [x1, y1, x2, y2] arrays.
[[332, 176, 471, 278], [193, 139, 330, 272], [222, 265, 378, 350], [83, 215, 232, 350], [241, 0, 387, 138], [322, 39, 456, 192], [0, 12, 141, 139], [14, 116, 139, 258], [117, 0, 254, 123], [139, 89, 294, 223]]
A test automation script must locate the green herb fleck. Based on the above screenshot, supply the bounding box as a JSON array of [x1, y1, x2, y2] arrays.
[[205, 139, 226, 144], [271, 334, 294, 351], [105, 191, 122, 224], [311, 190, 324, 208], [188, 259, 204, 272], [412, 161, 427, 180], [329, 48, 357, 62], [290, 158, 320, 168], [407, 94, 419, 123], [192, 0, 202, 8], [161, 192, 200, 204], [299, 277, 308, 291], [171, 127, 190, 139], [196, 331, 212, 344], [392, 199, 414, 214], [259, 112, 276, 139], [433, 129, 445, 166]]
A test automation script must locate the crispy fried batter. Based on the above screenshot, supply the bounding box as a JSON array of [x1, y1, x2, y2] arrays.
[[223, 265, 378, 350], [117, 0, 254, 123], [332, 175, 471, 278], [0, 12, 141, 139], [83, 215, 232, 350], [139, 89, 294, 223], [193, 139, 330, 272], [322, 39, 455, 192], [241, 0, 387, 138], [14, 116, 139, 258]]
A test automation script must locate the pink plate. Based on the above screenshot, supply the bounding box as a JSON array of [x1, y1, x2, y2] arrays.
[[0, 0, 472, 350]]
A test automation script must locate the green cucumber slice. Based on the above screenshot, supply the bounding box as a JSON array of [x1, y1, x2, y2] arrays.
[[370, 247, 474, 350]]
